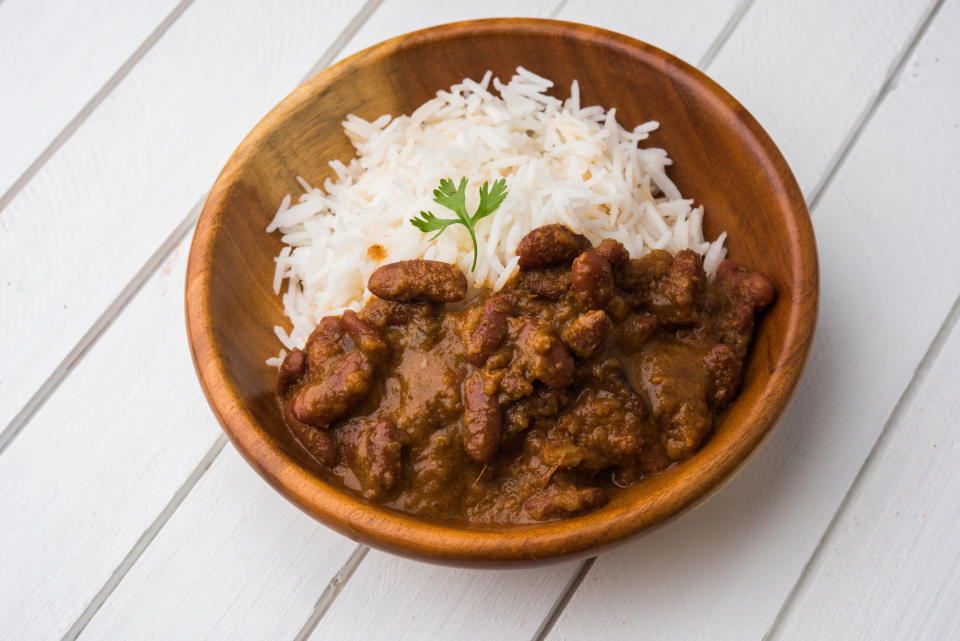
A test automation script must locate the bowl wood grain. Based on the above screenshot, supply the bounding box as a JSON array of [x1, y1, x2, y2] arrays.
[[186, 18, 818, 566]]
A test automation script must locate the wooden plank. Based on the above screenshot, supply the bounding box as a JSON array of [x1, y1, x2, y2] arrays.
[[555, 0, 743, 65], [547, 2, 960, 639], [0, 0, 179, 201], [706, 0, 934, 196], [331, 0, 746, 67], [0, 3, 944, 640], [0, 1, 369, 637], [769, 4, 960, 637], [76, 445, 357, 641], [0, 2, 583, 639], [0, 233, 226, 640], [774, 330, 960, 639], [328, 0, 559, 60], [0, 0, 366, 444], [309, 551, 581, 641]]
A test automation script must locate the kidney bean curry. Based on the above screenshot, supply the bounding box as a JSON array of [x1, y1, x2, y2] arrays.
[[277, 224, 774, 523]]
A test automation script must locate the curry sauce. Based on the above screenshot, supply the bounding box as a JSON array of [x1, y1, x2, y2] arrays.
[[277, 224, 774, 523]]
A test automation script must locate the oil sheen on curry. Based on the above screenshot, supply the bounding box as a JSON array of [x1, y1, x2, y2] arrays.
[[276, 224, 774, 524]]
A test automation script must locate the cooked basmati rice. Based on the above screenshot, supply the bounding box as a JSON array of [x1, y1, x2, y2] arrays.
[[266, 66, 726, 364]]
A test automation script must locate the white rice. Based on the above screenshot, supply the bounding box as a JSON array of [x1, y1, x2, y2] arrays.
[[266, 66, 726, 364]]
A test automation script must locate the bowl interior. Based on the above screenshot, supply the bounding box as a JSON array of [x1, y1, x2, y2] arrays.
[[187, 19, 817, 565]]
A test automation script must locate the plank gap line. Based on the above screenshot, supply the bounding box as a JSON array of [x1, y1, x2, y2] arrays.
[[0, 196, 205, 458], [295, 0, 384, 81], [540, 0, 948, 630], [60, 434, 229, 641], [55, 4, 386, 635], [697, 0, 756, 69], [531, 557, 596, 641], [530, 3, 758, 630], [534, 0, 948, 626], [761, 0, 952, 634], [0, 0, 383, 460], [291, 545, 371, 641], [0, 0, 196, 217], [763, 285, 960, 638], [548, 0, 570, 19], [805, 0, 946, 210]]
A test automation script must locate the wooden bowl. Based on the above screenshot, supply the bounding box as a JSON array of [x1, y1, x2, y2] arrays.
[[186, 18, 818, 566]]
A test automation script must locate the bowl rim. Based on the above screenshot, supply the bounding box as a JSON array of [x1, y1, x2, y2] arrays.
[[185, 16, 818, 566]]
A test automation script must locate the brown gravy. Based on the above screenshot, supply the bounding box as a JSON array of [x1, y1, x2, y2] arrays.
[[277, 224, 774, 524]]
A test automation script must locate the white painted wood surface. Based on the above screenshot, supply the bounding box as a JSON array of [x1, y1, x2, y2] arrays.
[[54, 2, 747, 638], [0, 0, 179, 201], [775, 324, 960, 636], [0, 1, 369, 637], [79, 444, 359, 641], [0, 0, 367, 448], [770, 4, 960, 636], [309, 551, 582, 641], [555, 0, 744, 66], [548, 2, 960, 639], [2, 1, 959, 640], [0, 235, 221, 640]]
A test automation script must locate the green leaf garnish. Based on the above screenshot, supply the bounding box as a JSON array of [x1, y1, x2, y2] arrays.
[[410, 177, 508, 271]]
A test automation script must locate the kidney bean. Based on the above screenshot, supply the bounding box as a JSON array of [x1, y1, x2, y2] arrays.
[[572, 251, 614, 309], [661, 398, 712, 460], [361, 298, 436, 327], [703, 343, 743, 408], [561, 310, 612, 358], [305, 316, 345, 374], [706, 301, 755, 362], [523, 484, 607, 521], [717, 259, 775, 311], [290, 351, 374, 427], [520, 268, 571, 299], [593, 238, 629, 267], [367, 260, 467, 302], [309, 315, 345, 343], [619, 314, 658, 350], [715, 258, 741, 284], [515, 224, 591, 269], [341, 309, 389, 363], [657, 249, 706, 325], [341, 417, 403, 500], [461, 373, 501, 463], [283, 402, 339, 466], [604, 294, 630, 321], [740, 272, 775, 310], [277, 348, 306, 395], [514, 317, 575, 389], [463, 296, 511, 366]]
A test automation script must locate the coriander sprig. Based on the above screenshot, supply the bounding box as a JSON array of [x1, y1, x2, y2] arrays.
[[409, 177, 508, 271]]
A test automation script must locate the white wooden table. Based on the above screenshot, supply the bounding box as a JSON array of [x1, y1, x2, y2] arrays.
[[2, 1, 959, 639]]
